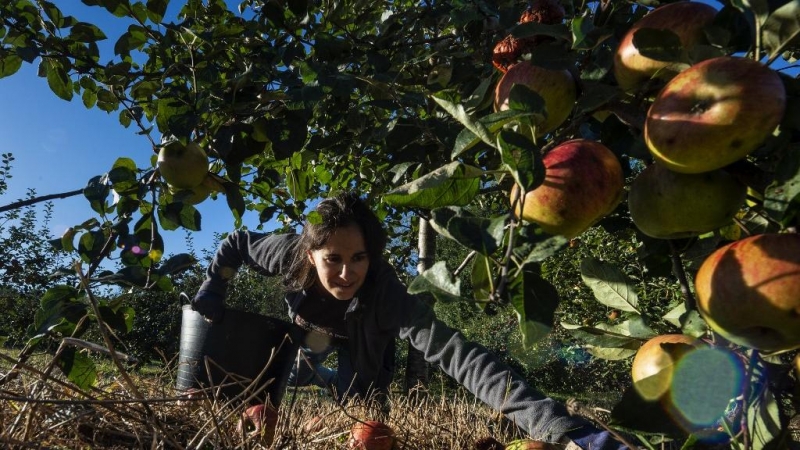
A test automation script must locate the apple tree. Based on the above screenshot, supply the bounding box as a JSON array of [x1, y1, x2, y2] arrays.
[[2, 0, 800, 447]]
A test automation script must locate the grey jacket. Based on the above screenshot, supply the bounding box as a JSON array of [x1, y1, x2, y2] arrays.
[[197, 230, 596, 444]]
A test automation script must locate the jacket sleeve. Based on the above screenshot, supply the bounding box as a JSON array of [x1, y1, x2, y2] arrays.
[[378, 265, 594, 444], [197, 231, 299, 297]]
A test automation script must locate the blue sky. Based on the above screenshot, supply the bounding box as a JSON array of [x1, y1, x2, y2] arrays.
[[0, 1, 268, 259]]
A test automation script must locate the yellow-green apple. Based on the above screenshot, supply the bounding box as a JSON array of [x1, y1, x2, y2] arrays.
[[168, 174, 224, 205], [347, 420, 394, 450], [157, 140, 209, 189], [511, 139, 624, 238], [614, 2, 717, 92], [695, 233, 800, 353], [236, 403, 278, 443], [628, 163, 746, 239], [631, 334, 705, 401], [494, 61, 577, 136], [644, 56, 786, 174], [505, 439, 559, 449]]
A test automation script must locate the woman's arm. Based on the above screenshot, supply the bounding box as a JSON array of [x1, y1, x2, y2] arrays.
[[192, 231, 298, 321]]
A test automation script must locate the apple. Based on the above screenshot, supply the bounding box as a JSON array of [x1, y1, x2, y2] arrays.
[[347, 420, 395, 450], [157, 140, 209, 189], [168, 174, 224, 205], [644, 56, 786, 174], [505, 438, 560, 449], [511, 139, 624, 239], [628, 163, 746, 239], [494, 61, 577, 136], [236, 403, 278, 444], [614, 1, 717, 92], [631, 334, 705, 401], [694, 233, 800, 353]]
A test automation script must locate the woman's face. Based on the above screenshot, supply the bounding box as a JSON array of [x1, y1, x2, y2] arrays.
[[306, 224, 370, 300]]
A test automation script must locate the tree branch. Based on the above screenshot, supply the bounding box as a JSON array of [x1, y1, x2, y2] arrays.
[[0, 188, 83, 214]]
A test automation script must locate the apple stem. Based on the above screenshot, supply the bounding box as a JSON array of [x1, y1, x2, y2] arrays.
[[668, 240, 696, 314]]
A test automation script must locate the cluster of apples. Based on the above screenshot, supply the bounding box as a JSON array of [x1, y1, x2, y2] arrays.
[[616, 2, 800, 355], [156, 138, 221, 205]]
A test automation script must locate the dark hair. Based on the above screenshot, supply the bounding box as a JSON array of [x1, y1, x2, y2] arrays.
[[284, 191, 387, 291]]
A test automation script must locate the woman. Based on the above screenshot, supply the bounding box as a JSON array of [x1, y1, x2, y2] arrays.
[[192, 191, 628, 449]]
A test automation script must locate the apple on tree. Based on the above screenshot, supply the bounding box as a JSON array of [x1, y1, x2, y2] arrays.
[[157, 139, 209, 189], [347, 420, 395, 450], [644, 56, 786, 174], [627, 162, 746, 239], [631, 334, 705, 401], [694, 233, 800, 353], [494, 61, 577, 137], [613, 1, 717, 92], [511, 139, 624, 239], [168, 174, 225, 205]]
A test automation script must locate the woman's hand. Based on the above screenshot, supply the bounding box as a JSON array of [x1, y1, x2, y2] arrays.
[[191, 290, 225, 323]]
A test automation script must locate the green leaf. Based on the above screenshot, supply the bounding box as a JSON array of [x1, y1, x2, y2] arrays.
[[470, 253, 493, 302], [157, 253, 197, 276], [42, 58, 73, 101], [146, 0, 168, 23], [580, 257, 640, 313], [158, 203, 201, 232], [56, 347, 97, 390], [430, 207, 505, 255], [0, 54, 24, 79], [83, 175, 111, 215], [747, 384, 783, 448], [107, 157, 138, 195], [762, 1, 800, 60], [518, 235, 568, 265], [432, 91, 494, 148], [764, 143, 800, 224], [662, 303, 708, 338], [511, 22, 571, 42], [29, 286, 87, 340], [69, 22, 107, 42], [383, 162, 484, 208], [631, 28, 685, 63], [451, 109, 534, 159], [498, 130, 544, 192], [508, 265, 560, 348], [407, 261, 462, 303], [98, 303, 134, 334]]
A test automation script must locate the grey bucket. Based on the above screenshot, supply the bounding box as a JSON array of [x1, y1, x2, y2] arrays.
[[176, 304, 302, 406]]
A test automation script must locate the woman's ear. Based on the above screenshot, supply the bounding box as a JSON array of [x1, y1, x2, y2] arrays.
[[306, 250, 315, 266]]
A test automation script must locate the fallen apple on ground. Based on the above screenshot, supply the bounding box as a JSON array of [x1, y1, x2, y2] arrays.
[[511, 139, 624, 239], [695, 233, 800, 353], [628, 163, 746, 239], [236, 403, 278, 444], [644, 56, 786, 174], [347, 420, 395, 450], [504, 438, 560, 449]]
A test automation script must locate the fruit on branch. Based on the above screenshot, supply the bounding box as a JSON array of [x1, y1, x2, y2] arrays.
[[614, 1, 717, 92], [631, 334, 705, 401], [157, 140, 209, 189], [494, 61, 577, 136], [695, 233, 800, 353], [645, 56, 786, 174], [347, 420, 395, 450], [493, 35, 526, 73], [505, 438, 560, 449], [168, 174, 224, 205], [511, 139, 624, 239], [519, 0, 566, 25], [628, 163, 746, 239], [236, 404, 278, 444]]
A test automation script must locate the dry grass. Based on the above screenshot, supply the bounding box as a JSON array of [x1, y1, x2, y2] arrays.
[[0, 348, 527, 449]]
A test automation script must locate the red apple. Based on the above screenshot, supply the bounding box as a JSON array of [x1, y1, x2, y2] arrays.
[[627, 163, 746, 239], [644, 56, 786, 174], [347, 420, 395, 450], [631, 334, 705, 401], [614, 1, 717, 92], [494, 61, 577, 137], [511, 139, 624, 238], [236, 403, 278, 444], [505, 438, 560, 449], [694, 233, 800, 353]]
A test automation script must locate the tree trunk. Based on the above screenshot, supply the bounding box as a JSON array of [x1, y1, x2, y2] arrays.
[[404, 217, 436, 394]]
